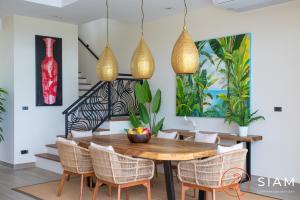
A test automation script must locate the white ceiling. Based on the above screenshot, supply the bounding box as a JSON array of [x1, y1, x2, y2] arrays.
[[0, 0, 212, 24], [0, 0, 293, 25]]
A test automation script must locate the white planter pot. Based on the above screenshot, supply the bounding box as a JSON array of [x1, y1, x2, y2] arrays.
[[239, 126, 248, 137]]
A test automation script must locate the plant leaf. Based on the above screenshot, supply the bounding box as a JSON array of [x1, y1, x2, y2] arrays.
[[152, 118, 165, 134], [142, 80, 152, 103], [139, 103, 150, 124], [152, 89, 161, 113], [134, 83, 147, 104], [128, 109, 141, 128]]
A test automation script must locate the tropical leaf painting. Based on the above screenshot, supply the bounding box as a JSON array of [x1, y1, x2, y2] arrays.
[[176, 33, 251, 118]]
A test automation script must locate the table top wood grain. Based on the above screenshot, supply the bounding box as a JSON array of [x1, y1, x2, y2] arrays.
[[76, 134, 217, 161]]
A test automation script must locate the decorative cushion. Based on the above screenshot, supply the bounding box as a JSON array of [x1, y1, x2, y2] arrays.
[[157, 131, 177, 139], [217, 143, 244, 154], [90, 142, 114, 152], [194, 132, 218, 144], [71, 130, 93, 138], [57, 137, 77, 146]]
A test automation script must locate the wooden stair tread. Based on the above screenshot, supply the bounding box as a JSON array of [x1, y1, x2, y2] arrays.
[[35, 153, 60, 162], [110, 117, 129, 121], [79, 83, 91, 85], [79, 88, 92, 91], [46, 144, 57, 149]]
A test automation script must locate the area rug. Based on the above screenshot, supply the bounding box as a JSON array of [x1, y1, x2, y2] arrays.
[[14, 175, 278, 200]]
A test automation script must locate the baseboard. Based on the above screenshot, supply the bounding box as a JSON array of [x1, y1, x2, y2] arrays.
[[0, 161, 35, 169]]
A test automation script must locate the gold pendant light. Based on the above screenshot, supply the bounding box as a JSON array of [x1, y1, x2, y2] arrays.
[[171, 0, 199, 74], [130, 0, 155, 79], [96, 0, 118, 81]]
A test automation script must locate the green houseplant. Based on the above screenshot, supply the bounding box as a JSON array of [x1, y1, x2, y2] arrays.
[[0, 88, 7, 142], [129, 80, 164, 135], [224, 107, 265, 137]]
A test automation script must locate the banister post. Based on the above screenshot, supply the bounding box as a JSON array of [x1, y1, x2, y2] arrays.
[[65, 114, 68, 138], [108, 82, 112, 120]]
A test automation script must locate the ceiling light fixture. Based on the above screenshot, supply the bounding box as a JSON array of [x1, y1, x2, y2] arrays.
[[96, 0, 118, 81], [171, 0, 199, 74], [130, 0, 155, 79]]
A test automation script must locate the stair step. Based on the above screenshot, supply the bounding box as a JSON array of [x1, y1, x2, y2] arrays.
[[79, 77, 86, 79], [35, 153, 62, 174], [56, 134, 65, 138], [35, 153, 60, 162], [79, 88, 91, 91], [79, 83, 91, 85], [110, 117, 130, 121], [46, 144, 57, 149]]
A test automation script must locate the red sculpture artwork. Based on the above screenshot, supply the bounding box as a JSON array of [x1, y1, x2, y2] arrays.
[[41, 38, 58, 105]]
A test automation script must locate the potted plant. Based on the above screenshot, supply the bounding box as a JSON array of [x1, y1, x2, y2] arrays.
[[128, 80, 165, 135], [225, 107, 265, 137], [0, 88, 7, 142]]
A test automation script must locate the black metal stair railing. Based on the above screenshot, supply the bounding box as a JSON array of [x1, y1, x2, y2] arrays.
[[63, 78, 139, 138], [62, 37, 140, 138]]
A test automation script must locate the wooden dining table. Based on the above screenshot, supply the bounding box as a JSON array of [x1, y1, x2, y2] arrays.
[[76, 134, 217, 200]]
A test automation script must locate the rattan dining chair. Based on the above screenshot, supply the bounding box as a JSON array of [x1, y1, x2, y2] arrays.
[[172, 134, 220, 180], [178, 149, 248, 200], [56, 139, 94, 200], [89, 145, 155, 200]]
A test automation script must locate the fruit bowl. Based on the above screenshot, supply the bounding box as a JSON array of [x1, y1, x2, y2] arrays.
[[126, 127, 151, 143]]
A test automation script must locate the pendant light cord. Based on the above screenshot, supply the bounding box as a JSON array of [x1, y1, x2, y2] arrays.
[[184, 0, 187, 29], [106, 0, 109, 46], [141, 0, 144, 36]]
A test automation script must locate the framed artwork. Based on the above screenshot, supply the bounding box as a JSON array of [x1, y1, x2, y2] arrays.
[[176, 33, 251, 118], [35, 35, 62, 106]]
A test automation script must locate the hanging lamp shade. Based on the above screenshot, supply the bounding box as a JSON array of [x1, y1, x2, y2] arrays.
[[131, 36, 155, 79], [171, 27, 199, 74], [96, 45, 118, 81], [96, 0, 118, 81]]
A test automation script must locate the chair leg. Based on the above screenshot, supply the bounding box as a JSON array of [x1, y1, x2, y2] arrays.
[[92, 179, 102, 200], [205, 190, 210, 200], [79, 175, 84, 200], [144, 180, 152, 200], [211, 189, 216, 200], [181, 183, 188, 200], [66, 174, 70, 181], [108, 185, 112, 197], [89, 176, 93, 191], [155, 164, 158, 177], [117, 185, 122, 200], [234, 185, 242, 200], [57, 171, 67, 196], [125, 188, 129, 200]]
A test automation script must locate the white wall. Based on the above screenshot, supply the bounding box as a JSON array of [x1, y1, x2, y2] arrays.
[[0, 17, 15, 164], [144, 1, 300, 182], [12, 15, 78, 164], [79, 18, 139, 84]]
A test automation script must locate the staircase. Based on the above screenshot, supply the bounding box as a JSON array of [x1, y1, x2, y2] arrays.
[[78, 72, 92, 97], [35, 37, 140, 174]]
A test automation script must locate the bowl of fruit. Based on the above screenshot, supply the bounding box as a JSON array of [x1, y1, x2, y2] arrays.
[[126, 127, 151, 143]]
